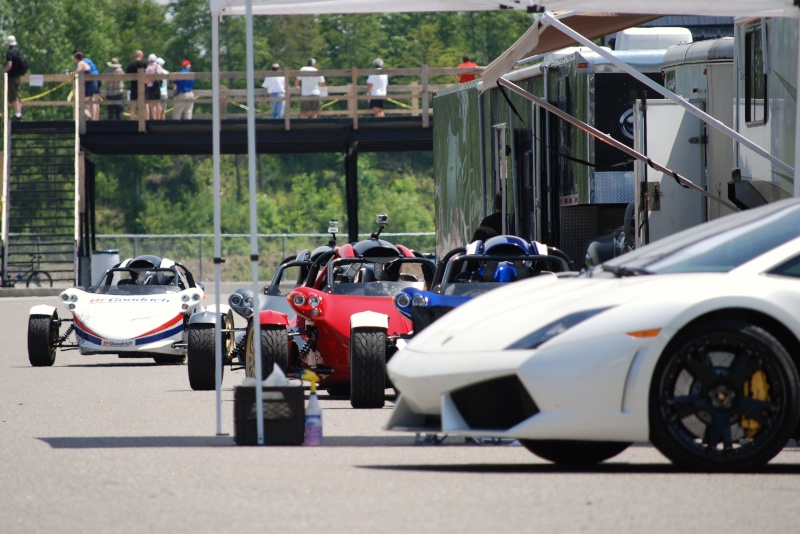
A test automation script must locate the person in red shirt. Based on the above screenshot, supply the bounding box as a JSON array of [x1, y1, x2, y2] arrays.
[[454, 54, 479, 83]]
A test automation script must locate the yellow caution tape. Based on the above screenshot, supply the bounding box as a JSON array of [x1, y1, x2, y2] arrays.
[[21, 81, 70, 102]]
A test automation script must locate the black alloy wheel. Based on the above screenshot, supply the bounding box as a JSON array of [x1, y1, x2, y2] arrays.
[[650, 320, 800, 470]]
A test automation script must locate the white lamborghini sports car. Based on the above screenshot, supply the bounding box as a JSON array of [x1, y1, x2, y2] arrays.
[[27, 255, 222, 367], [387, 199, 800, 470]]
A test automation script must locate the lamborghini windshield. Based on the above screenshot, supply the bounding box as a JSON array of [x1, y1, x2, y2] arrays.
[[601, 201, 800, 274]]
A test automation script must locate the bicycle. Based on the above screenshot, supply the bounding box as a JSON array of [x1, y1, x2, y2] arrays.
[[3, 254, 53, 288]]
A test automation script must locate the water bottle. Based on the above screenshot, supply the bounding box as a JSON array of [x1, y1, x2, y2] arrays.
[[304, 390, 323, 446]]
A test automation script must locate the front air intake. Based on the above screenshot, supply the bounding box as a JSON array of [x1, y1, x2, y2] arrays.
[[450, 375, 538, 431]]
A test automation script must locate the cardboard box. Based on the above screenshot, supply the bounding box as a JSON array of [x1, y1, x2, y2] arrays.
[[233, 386, 305, 445]]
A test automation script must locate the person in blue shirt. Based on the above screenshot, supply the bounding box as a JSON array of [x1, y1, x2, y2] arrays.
[[173, 59, 195, 120]]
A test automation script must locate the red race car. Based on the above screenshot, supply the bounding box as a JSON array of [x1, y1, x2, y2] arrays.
[[246, 215, 435, 408]]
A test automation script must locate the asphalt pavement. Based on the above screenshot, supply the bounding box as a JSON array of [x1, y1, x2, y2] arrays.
[[3, 292, 800, 533]]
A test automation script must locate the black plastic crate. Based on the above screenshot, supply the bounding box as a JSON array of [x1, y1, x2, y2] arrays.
[[233, 386, 305, 446]]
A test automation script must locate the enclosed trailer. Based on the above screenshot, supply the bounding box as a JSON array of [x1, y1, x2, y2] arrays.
[[633, 37, 736, 245], [733, 17, 798, 204], [434, 46, 668, 262]]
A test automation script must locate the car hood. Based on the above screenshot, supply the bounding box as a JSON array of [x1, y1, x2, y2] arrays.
[[403, 272, 727, 354], [61, 289, 195, 341]]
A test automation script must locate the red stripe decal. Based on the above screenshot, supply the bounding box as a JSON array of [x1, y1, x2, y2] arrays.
[[72, 315, 102, 338], [135, 313, 185, 338]]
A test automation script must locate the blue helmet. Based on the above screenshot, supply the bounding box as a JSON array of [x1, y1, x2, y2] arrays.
[[493, 261, 517, 282], [483, 235, 532, 256]]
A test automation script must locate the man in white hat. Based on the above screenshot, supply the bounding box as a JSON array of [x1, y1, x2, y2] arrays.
[[103, 58, 125, 120], [144, 53, 163, 119], [4, 36, 23, 120], [157, 57, 169, 120]]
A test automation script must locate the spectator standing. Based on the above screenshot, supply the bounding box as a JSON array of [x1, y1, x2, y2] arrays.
[[103, 58, 125, 120], [262, 63, 286, 119], [4, 35, 23, 120], [157, 57, 169, 119], [172, 59, 195, 120], [366, 58, 388, 118], [82, 55, 102, 120], [73, 51, 100, 120], [454, 54, 479, 83], [125, 50, 147, 119], [144, 54, 163, 120], [294, 58, 325, 119]]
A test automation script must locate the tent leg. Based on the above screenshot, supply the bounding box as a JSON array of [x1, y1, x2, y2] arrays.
[[346, 143, 358, 242]]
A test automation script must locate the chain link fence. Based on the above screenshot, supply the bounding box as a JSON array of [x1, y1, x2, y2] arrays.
[[95, 232, 436, 283]]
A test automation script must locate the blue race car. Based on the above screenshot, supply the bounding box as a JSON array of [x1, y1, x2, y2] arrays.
[[394, 235, 573, 336]]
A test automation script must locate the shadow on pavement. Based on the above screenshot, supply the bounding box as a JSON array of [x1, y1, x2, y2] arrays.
[[39, 436, 236, 448]]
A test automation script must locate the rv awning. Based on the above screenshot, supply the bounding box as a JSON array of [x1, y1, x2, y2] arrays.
[[480, 12, 660, 90]]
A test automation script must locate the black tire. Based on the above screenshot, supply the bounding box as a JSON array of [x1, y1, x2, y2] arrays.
[[153, 355, 185, 365], [350, 327, 387, 409], [244, 324, 289, 380], [28, 312, 59, 367], [187, 325, 219, 390], [326, 383, 351, 397], [520, 440, 631, 465], [26, 270, 52, 288], [650, 320, 800, 470]]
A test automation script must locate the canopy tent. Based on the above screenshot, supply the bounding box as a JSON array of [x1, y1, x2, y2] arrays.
[[210, 0, 800, 17], [205, 0, 800, 443], [210, 0, 516, 15]]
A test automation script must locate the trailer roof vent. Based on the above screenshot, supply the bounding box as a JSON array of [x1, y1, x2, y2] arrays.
[[615, 27, 693, 51]]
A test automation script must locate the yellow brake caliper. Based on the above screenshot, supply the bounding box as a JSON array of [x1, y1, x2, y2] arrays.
[[742, 370, 770, 438]]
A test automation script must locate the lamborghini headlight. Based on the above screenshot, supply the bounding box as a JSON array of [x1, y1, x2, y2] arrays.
[[191, 293, 201, 301], [60, 293, 69, 302], [69, 294, 78, 303], [308, 295, 321, 308], [506, 307, 612, 350]]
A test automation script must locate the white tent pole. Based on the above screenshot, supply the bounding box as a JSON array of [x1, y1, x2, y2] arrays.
[[794, 21, 800, 198], [541, 12, 794, 176], [211, 12, 224, 436], [245, 0, 265, 445]]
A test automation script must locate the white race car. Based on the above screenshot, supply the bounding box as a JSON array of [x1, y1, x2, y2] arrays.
[[27, 255, 230, 367], [387, 198, 800, 470]]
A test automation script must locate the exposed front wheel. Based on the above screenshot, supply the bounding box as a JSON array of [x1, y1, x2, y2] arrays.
[[244, 323, 289, 380], [650, 320, 800, 470], [187, 325, 219, 390], [350, 327, 387, 409], [520, 440, 631, 465], [28, 312, 59, 366]]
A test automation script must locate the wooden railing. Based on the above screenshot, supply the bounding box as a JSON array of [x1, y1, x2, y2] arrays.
[[8, 65, 483, 133]]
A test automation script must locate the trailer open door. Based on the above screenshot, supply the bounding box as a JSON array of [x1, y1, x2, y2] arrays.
[[633, 99, 705, 245]]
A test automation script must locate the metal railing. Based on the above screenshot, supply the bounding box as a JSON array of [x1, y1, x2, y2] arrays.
[[8, 65, 483, 132], [95, 232, 436, 283]]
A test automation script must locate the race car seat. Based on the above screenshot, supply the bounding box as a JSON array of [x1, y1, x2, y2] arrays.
[[355, 266, 377, 283]]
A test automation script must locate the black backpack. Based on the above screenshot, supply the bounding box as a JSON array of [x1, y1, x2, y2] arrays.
[[18, 52, 28, 75], [10, 48, 28, 76]]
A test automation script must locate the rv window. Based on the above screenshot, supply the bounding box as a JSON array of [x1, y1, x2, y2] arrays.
[[744, 25, 767, 126]]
